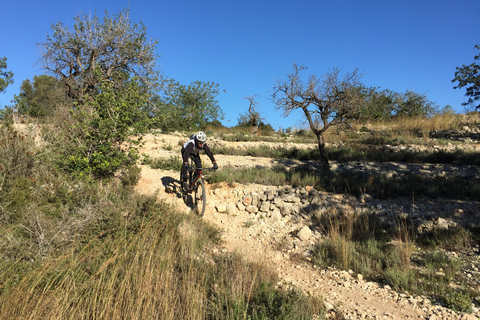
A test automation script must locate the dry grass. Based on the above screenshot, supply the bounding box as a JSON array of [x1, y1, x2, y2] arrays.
[[0, 197, 323, 320], [353, 113, 479, 139]]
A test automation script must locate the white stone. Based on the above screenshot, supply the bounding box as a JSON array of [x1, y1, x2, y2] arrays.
[[226, 203, 237, 216], [270, 208, 282, 221], [260, 201, 270, 212], [297, 226, 312, 241], [216, 203, 227, 213]]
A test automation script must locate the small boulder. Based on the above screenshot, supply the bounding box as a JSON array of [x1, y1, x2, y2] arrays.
[[216, 203, 227, 213], [226, 203, 237, 216], [237, 201, 246, 211], [260, 201, 270, 212], [270, 208, 282, 221], [297, 226, 312, 241]]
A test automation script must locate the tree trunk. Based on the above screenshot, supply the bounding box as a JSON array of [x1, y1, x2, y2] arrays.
[[316, 133, 330, 171]]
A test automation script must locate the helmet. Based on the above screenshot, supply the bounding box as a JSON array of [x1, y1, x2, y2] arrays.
[[195, 131, 207, 143]]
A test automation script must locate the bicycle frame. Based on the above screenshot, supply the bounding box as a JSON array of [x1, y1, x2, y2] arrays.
[[180, 157, 216, 217], [184, 157, 214, 191]]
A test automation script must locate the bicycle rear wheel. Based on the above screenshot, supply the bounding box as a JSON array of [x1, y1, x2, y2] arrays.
[[193, 180, 206, 217]]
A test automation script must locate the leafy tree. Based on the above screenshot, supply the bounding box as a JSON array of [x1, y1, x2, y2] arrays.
[[39, 9, 158, 101], [55, 78, 151, 178], [452, 44, 480, 110], [152, 80, 225, 131], [0, 57, 14, 93], [205, 119, 226, 129], [356, 87, 437, 121], [273, 64, 363, 171], [14, 75, 67, 118], [356, 87, 398, 121], [440, 105, 456, 116], [394, 90, 437, 118], [37, 9, 159, 178]]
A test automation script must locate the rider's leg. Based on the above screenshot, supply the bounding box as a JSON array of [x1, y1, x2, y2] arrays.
[[181, 149, 189, 190], [192, 154, 202, 180]]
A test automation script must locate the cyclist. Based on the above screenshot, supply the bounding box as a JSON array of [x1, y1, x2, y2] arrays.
[[181, 131, 218, 190]]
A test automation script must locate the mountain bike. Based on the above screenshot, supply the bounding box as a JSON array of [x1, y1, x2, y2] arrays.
[[180, 159, 216, 217]]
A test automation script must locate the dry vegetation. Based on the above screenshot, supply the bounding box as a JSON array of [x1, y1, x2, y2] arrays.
[[1, 112, 479, 318]]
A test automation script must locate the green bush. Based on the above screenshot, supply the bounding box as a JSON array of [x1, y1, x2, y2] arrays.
[[384, 268, 417, 293], [119, 164, 142, 187], [247, 282, 324, 319], [445, 291, 472, 313], [54, 78, 151, 178], [143, 156, 182, 171], [423, 251, 461, 282], [417, 226, 473, 252]]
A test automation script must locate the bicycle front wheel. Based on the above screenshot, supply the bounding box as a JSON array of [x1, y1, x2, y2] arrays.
[[179, 170, 187, 202], [194, 180, 206, 217]]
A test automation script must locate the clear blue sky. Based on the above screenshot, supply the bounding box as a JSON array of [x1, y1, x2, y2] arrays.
[[1, 0, 479, 130]]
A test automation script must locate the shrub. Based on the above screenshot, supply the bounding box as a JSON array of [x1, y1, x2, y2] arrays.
[[384, 268, 417, 293], [445, 291, 472, 313], [143, 156, 182, 171], [417, 226, 473, 252], [0, 126, 36, 182], [118, 164, 141, 187], [0, 126, 37, 223], [54, 78, 151, 178]]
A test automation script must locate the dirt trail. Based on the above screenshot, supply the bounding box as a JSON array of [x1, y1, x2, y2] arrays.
[[135, 133, 475, 320]]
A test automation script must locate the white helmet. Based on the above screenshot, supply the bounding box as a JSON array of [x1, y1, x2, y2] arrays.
[[195, 131, 207, 143]]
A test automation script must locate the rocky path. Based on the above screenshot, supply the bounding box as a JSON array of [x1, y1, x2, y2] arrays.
[[135, 133, 479, 320]]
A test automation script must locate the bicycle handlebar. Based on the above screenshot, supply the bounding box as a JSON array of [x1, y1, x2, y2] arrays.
[[188, 167, 217, 172]]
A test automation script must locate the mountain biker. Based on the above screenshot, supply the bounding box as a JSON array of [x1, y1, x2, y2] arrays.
[[181, 131, 218, 190]]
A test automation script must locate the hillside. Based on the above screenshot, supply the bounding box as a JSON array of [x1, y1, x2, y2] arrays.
[[135, 130, 480, 320]]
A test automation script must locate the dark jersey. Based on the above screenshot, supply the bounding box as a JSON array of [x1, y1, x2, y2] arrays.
[[181, 137, 216, 164]]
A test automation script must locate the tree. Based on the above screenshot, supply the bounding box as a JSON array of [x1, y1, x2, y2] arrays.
[[273, 64, 363, 171], [356, 87, 398, 121], [356, 87, 437, 121], [394, 90, 437, 118], [0, 57, 14, 93], [440, 105, 456, 116], [15, 75, 67, 118], [152, 80, 225, 131], [39, 9, 158, 101], [452, 44, 480, 111], [55, 78, 151, 178], [38, 9, 157, 178], [237, 95, 262, 131]]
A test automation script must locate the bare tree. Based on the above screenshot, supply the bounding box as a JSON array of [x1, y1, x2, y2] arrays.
[[237, 95, 262, 132], [273, 64, 363, 171]]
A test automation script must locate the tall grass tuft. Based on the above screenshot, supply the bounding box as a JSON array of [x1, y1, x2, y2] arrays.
[[311, 204, 478, 312]]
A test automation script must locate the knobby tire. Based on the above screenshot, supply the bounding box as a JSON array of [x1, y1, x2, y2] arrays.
[[194, 180, 206, 217]]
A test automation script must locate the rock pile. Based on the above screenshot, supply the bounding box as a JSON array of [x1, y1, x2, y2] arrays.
[[430, 124, 480, 141], [236, 186, 321, 221], [215, 184, 480, 232]]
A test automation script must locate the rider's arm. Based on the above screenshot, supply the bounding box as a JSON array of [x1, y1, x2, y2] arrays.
[[203, 144, 216, 164]]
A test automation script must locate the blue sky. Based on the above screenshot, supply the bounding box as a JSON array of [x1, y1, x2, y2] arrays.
[[1, 0, 479, 130]]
